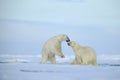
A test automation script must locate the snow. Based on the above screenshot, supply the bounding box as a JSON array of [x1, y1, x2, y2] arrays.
[[0, 54, 120, 80]]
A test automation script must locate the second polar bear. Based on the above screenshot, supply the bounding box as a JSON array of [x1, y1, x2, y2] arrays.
[[40, 34, 70, 64], [68, 41, 98, 66]]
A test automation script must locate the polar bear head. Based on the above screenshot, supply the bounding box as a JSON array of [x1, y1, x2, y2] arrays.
[[67, 41, 82, 56], [67, 41, 80, 50], [67, 41, 76, 47], [56, 34, 70, 42]]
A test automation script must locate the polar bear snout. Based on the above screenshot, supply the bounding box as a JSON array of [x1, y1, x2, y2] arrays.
[[67, 41, 76, 47], [66, 37, 70, 42], [67, 42, 71, 46]]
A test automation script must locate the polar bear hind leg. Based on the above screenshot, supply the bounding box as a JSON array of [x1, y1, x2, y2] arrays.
[[49, 57, 56, 64], [92, 61, 98, 66], [40, 56, 48, 64]]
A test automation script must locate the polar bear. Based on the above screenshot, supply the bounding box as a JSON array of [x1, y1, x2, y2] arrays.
[[68, 41, 98, 66], [40, 34, 70, 64]]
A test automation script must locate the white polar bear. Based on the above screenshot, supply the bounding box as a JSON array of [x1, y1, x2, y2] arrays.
[[68, 41, 98, 66], [40, 34, 70, 64]]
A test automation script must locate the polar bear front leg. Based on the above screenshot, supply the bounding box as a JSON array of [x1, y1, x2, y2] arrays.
[[71, 60, 77, 64], [71, 57, 77, 64], [55, 47, 65, 58], [56, 52, 65, 58], [76, 56, 82, 64], [82, 62, 88, 65], [81, 60, 88, 65]]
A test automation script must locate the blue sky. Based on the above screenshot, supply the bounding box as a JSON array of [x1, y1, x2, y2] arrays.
[[0, 0, 120, 55]]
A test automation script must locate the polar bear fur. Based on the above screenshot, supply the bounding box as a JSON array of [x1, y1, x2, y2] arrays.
[[68, 41, 98, 66], [40, 34, 70, 64]]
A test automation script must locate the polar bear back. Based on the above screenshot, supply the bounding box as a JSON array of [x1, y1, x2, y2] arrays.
[[42, 37, 61, 54], [78, 47, 96, 61], [78, 47, 96, 55]]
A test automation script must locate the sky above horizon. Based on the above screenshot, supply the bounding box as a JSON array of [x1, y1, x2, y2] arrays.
[[0, 0, 120, 55]]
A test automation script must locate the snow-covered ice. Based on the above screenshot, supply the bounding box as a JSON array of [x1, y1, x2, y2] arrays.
[[0, 54, 120, 80]]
